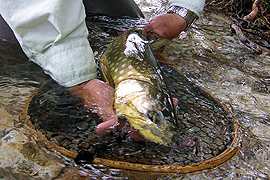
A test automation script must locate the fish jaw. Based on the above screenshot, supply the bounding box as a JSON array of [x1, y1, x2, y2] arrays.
[[115, 101, 171, 146], [130, 118, 168, 146]]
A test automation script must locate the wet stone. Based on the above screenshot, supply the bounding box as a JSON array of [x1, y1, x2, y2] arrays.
[[178, 110, 185, 115], [212, 150, 219, 156], [54, 135, 66, 142], [173, 156, 187, 163], [79, 141, 90, 149], [139, 158, 149, 164], [200, 105, 209, 111], [76, 121, 89, 131], [178, 114, 184, 119], [116, 156, 124, 161], [187, 154, 200, 163], [201, 127, 212, 133], [145, 152, 156, 159], [150, 159, 166, 165], [69, 132, 79, 138], [203, 154, 213, 160], [124, 154, 131, 159], [194, 102, 201, 108], [202, 145, 212, 154], [194, 120, 205, 128], [199, 141, 209, 149], [134, 151, 142, 158], [218, 145, 226, 151], [77, 133, 87, 138], [110, 169, 121, 176], [187, 118, 197, 125], [189, 126, 201, 133], [129, 157, 138, 163], [210, 144, 218, 151], [196, 151, 204, 158], [221, 135, 230, 142], [69, 144, 79, 151], [203, 137, 214, 145], [181, 95, 188, 101], [177, 89, 185, 95], [224, 137, 231, 145], [214, 137, 224, 146], [60, 139, 71, 147], [182, 178, 191, 180], [50, 138, 60, 145], [165, 158, 174, 164], [72, 139, 81, 144]]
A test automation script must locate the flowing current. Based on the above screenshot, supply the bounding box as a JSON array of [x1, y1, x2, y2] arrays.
[[0, 1, 269, 179]]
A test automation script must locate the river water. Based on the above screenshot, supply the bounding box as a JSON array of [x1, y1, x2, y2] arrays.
[[0, 0, 270, 179]]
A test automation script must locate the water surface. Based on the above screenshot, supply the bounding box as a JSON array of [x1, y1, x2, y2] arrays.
[[0, 1, 270, 179]]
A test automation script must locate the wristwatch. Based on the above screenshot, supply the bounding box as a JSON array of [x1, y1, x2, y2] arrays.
[[167, 6, 198, 31]]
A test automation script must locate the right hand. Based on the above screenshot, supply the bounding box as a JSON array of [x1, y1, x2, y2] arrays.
[[142, 13, 187, 40]]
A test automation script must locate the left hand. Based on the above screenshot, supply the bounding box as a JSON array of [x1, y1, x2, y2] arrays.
[[142, 13, 187, 40]]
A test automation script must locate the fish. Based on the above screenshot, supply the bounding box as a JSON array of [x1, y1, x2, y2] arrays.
[[100, 29, 179, 146]]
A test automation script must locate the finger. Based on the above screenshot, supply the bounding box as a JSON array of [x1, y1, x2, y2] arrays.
[[173, 98, 178, 107], [95, 115, 118, 136]]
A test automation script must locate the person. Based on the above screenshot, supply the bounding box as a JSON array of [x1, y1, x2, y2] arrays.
[[0, 0, 205, 138]]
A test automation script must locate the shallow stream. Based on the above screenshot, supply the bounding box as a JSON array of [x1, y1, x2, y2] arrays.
[[1, 1, 270, 179]]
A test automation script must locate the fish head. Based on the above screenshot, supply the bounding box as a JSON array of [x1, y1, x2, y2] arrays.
[[115, 85, 175, 146]]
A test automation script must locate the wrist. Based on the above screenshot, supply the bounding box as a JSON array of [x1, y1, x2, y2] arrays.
[[167, 6, 198, 31], [68, 80, 90, 93]]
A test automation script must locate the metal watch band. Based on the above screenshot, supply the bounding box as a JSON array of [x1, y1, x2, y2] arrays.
[[167, 6, 198, 31]]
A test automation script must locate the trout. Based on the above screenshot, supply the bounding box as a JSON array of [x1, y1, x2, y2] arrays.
[[100, 29, 179, 146]]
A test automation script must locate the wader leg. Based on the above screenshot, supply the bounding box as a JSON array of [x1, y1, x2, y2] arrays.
[[0, 14, 19, 44], [83, 0, 144, 18]]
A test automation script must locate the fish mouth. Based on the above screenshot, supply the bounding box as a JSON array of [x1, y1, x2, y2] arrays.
[[116, 118, 147, 142], [122, 115, 171, 146]]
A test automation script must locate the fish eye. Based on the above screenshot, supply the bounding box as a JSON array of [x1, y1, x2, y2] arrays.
[[147, 110, 165, 123], [147, 112, 155, 121]]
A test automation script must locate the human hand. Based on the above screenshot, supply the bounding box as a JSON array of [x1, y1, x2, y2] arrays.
[[69, 79, 145, 141], [142, 13, 187, 40], [69, 79, 118, 135]]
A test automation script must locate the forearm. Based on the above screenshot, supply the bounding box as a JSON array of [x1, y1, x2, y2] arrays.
[[169, 0, 205, 17], [168, 0, 205, 31], [0, 0, 96, 87]]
